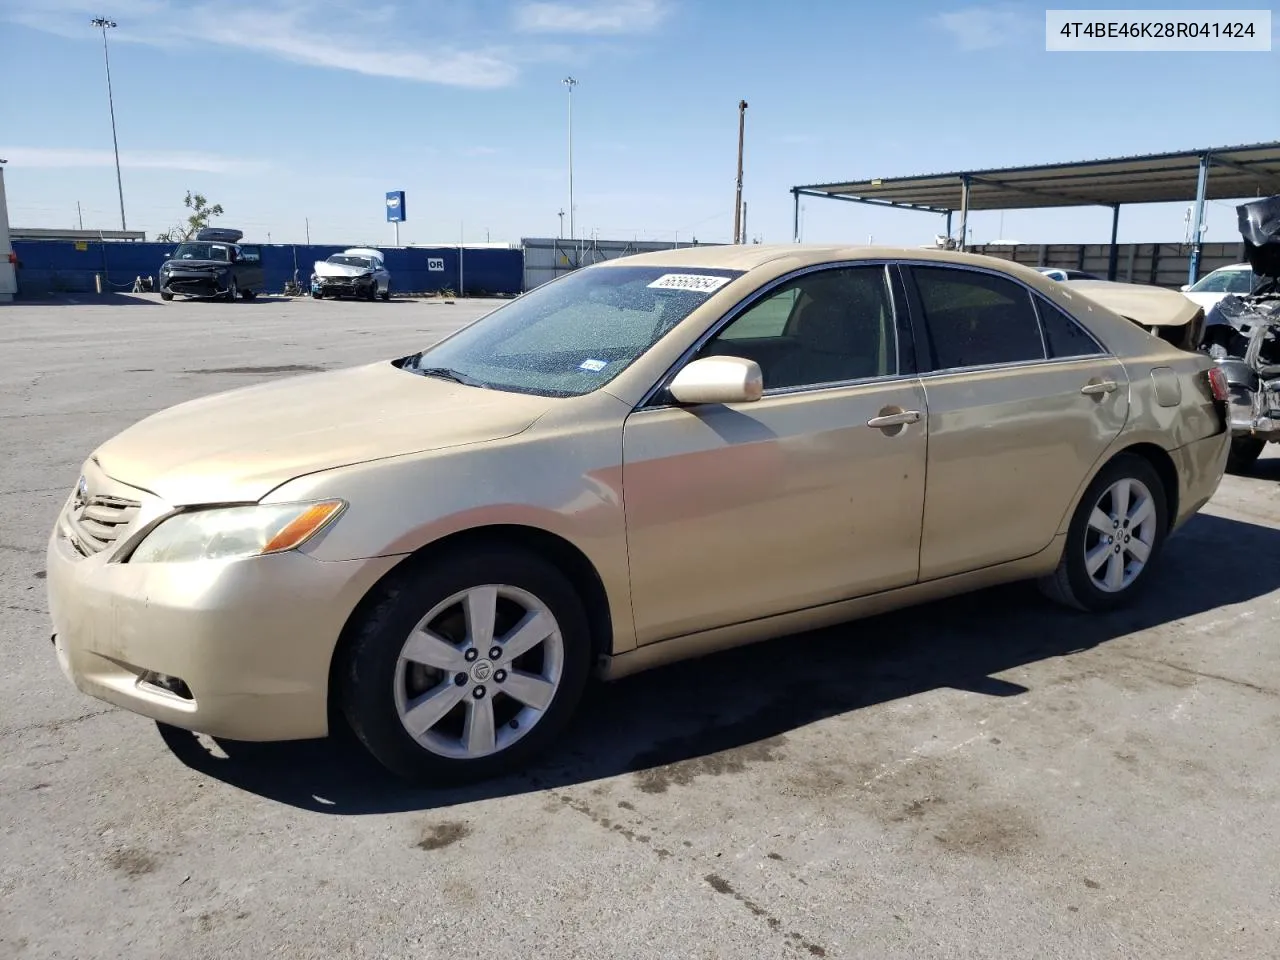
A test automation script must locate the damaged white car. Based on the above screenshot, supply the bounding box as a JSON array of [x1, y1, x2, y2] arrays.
[[312, 248, 391, 301]]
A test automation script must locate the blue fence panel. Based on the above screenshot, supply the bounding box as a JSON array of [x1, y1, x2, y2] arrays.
[[11, 241, 524, 297]]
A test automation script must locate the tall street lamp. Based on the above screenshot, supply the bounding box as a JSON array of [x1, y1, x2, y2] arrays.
[[91, 17, 127, 231], [562, 76, 577, 243]]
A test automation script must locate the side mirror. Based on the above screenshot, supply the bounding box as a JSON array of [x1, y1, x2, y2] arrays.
[[668, 356, 764, 405], [1180, 284, 1192, 292]]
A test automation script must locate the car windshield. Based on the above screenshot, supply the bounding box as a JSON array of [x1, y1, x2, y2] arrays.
[[328, 255, 372, 268], [172, 242, 230, 262], [1191, 269, 1254, 293], [406, 265, 744, 397]]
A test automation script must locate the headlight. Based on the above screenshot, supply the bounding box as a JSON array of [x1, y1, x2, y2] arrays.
[[128, 500, 345, 564]]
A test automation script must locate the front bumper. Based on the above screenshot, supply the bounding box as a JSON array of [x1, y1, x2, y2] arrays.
[[46, 486, 402, 741], [315, 276, 375, 296], [161, 272, 231, 299]]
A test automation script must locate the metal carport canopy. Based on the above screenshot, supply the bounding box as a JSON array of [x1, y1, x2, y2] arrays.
[[790, 141, 1280, 282]]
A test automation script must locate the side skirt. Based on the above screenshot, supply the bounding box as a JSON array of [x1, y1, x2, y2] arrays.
[[597, 535, 1065, 681]]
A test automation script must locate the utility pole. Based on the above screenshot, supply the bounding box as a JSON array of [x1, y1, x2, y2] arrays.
[[305, 217, 310, 244], [558, 208, 565, 238], [733, 99, 748, 244], [77, 201, 84, 230], [741, 201, 748, 247], [563, 77, 577, 243], [90, 18, 127, 231]]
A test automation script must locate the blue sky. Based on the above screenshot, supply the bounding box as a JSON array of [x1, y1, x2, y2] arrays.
[[0, 0, 1275, 247]]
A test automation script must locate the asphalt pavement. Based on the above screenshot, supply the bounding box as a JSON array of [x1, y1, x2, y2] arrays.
[[2, 293, 1278, 959]]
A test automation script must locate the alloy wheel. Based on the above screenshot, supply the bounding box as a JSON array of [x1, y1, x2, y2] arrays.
[[1083, 477, 1157, 593], [392, 584, 564, 759]]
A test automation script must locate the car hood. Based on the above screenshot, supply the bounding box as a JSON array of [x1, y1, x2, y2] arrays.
[[315, 261, 374, 278], [1064, 279, 1204, 327], [93, 361, 553, 505]]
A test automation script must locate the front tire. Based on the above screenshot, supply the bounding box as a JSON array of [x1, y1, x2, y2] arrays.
[[224, 277, 238, 303], [339, 545, 592, 783], [1226, 436, 1265, 474], [1039, 453, 1168, 612], [160, 291, 174, 301]]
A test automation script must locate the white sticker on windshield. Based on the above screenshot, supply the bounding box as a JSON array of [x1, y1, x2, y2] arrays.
[[579, 358, 607, 372], [646, 273, 731, 294]]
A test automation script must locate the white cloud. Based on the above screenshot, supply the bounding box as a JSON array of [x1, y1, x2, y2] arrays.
[[0, 147, 267, 174], [514, 0, 666, 35], [931, 3, 1031, 51], [4, 0, 518, 88]]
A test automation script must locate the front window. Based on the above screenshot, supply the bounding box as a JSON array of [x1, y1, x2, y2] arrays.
[[406, 265, 743, 397], [697, 266, 897, 390], [172, 242, 230, 262]]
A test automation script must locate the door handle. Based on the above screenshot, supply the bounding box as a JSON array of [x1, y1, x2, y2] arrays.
[[1080, 380, 1118, 396], [867, 410, 922, 429]]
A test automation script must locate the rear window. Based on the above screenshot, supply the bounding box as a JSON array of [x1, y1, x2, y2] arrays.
[[911, 266, 1046, 369], [1035, 295, 1103, 358]]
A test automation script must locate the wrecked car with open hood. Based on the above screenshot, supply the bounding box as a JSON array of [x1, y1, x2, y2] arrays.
[[1199, 195, 1280, 472], [312, 248, 391, 301]]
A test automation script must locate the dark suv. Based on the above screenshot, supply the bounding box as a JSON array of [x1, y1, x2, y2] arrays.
[[159, 227, 264, 301]]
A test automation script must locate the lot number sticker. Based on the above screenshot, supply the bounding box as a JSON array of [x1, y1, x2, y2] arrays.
[[647, 273, 731, 293], [427, 258, 444, 271]]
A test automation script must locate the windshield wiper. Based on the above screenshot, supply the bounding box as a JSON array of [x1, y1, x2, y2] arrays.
[[416, 366, 490, 389]]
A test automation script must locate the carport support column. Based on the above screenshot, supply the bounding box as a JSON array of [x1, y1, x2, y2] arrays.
[[958, 175, 970, 251], [945, 210, 953, 245], [792, 190, 800, 243], [1188, 153, 1211, 285], [1107, 204, 1121, 281]]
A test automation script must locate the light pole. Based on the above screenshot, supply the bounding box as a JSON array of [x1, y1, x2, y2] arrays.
[[733, 99, 748, 244], [563, 76, 577, 244], [91, 17, 127, 232]]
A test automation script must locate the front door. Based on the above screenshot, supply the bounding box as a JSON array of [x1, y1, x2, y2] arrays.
[[237, 245, 264, 292], [622, 264, 929, 645], [904, 264, 1130, 581]]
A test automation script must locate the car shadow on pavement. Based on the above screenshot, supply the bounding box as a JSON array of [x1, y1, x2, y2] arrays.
[[158, 511, 1280, 813]]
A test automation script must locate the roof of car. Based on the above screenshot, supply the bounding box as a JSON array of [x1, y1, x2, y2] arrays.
[[599, 243, 1033, 273]]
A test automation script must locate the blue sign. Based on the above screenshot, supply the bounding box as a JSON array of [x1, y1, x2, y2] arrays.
[[385, 190, 406, 223]]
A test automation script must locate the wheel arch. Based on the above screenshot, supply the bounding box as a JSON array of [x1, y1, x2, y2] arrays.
[[1058, 441, 1180, 538], [326, 523, 614, 727]]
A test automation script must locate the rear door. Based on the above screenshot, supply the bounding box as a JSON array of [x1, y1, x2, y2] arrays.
[[903, 263, 1130, 581]]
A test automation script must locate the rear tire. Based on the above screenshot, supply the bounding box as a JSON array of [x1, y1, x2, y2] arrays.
[[339, 545, 592, 784], [241, 289, 256, 300], [380, 284, 391, 301], [1039, 453, 1168, 612], [1226, 437, 1265, 474]]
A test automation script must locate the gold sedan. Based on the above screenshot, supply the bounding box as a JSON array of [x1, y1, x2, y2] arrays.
[[46, 246, 1231, 781]]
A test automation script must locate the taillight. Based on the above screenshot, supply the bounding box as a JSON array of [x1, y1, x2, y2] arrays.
[[1207, 366, 1230, 403]]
